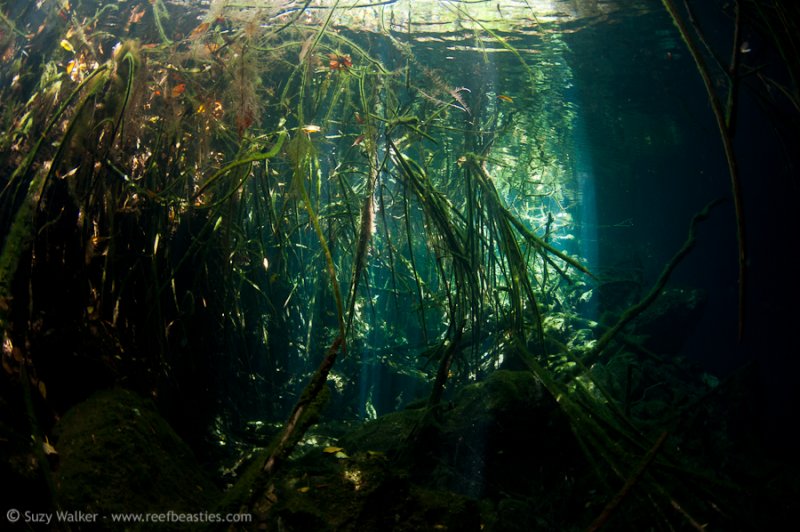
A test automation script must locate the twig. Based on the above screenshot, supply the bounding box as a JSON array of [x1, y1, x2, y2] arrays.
[[262, 335, 344, 475], [586, 431, 669, 531]]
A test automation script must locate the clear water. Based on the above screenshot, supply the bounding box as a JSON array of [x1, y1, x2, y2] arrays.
[[2, 0, 799, 527]]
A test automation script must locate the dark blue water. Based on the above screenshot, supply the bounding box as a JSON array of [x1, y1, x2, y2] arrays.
[[563, 4, 800, 452]]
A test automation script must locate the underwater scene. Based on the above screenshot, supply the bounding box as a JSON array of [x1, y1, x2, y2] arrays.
[[2, 0, 799, 530]]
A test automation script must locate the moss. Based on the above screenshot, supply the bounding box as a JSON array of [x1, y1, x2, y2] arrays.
[[246, 446, 482, 532], [338, 408, 422, 454], [213, 448, 269, 521], [53, 388, 220, 529], [0, 165, 47, 329]]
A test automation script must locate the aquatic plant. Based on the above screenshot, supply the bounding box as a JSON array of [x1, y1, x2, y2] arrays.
[[1, 1, 787, 529]]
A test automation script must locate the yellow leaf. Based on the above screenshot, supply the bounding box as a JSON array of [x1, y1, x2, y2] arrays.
[[60, 39, 75, 53], [38, 380, 47, 399], [322, 446, 343, 454], [334, 451, 349, 459], [297, 486, 310, 493]]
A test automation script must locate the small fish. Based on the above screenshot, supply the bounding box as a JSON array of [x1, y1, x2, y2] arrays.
[[60, 39, 75, 53], [171, 83, 186, 97], [322, 446, 343, 454], [497, 94, 513, 103], [739, 41, 751, 54], [301, 124, 321, 134], [128, 5, 146, 25], [43, 436, 57, 455], [352, 134, 365, 146], [329, 53, 352, 71], [190, 22, 210, 39], [354, 111, 364, 124]]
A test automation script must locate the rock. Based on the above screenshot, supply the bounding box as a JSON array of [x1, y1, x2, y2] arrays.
[[338, 370, 587, 522], [437, 370, 583, 502], [53, 388, 220, 525]]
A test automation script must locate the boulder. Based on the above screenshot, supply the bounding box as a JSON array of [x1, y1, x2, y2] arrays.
[[53, 388, 220, 527]]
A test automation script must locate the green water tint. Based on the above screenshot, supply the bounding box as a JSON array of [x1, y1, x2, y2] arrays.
[[0, 1, 781, 530]]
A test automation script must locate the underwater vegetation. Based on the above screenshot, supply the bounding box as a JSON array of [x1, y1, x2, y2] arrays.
[[1, 0, 799, 530]]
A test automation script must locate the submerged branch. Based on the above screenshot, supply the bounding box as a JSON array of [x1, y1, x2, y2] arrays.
[[587, 431, 669, 532], [585, 199, 723, 366], [662, 0, 747, 339], [262, 335, 344, 476], [252, 335, 344, 522]]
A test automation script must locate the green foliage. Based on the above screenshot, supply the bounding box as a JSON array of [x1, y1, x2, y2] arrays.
[[0, 1, 774, 529]]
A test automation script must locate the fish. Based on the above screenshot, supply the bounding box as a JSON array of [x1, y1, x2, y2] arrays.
[[190, 22, 210, 39], [497, 94, 513, 103], [322, 446, 344, 454], [352, 134, 365, 146], [128, 5, 145, 25], [171, 83, 186, 97], [328, 53, 352, 71]]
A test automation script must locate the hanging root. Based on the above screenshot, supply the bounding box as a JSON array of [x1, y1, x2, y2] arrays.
[[661, 0, 747, 340], [585, 198, 723, 366]]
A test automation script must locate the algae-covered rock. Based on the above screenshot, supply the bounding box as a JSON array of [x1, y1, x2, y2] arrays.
[[249, 447, 482, 532], [237, 370, 590, 530], [438, 371, 582, 502], [53, 388, 220, 525]]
